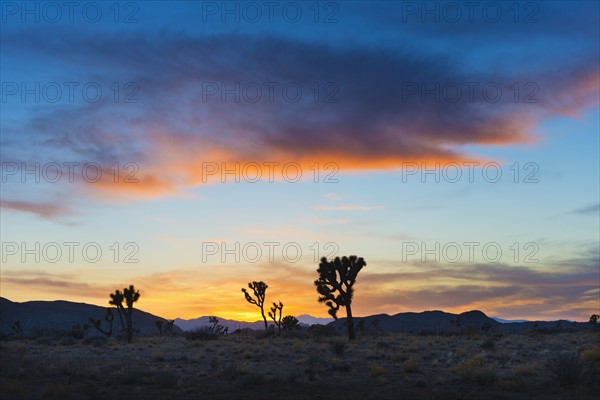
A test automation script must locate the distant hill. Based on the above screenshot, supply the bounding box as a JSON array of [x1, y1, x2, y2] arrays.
[[492, 317, 529, 323], [0, 297, 182, 336], [297, 314, 334, 326], [175, 314, 334, 332], [329, 310, 499, 334], [329, 310, 593, 334], [174, 316, 266, 332], [2, 298, 592, 337]]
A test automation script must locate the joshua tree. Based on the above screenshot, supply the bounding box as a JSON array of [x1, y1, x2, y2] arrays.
[[282, 315, 300, 331], [164, 319, 175, 335], [89, 308, 114, 337], [109, 285, 140, 342], [315, 256, 366, 340], [268, 301, 284, 336], [590, 314, 599, 325], [109, 290, 126, 331], [481, 321, 492, 335], [155, 320, 164, 336], [242, 281, 268, 331], [451, 317, 462, 328], [12, 320, 23, 339], [207, 317, 228, 335]]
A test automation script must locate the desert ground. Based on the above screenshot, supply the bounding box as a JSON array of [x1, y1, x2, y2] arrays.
[[1, 330, 599, 400]]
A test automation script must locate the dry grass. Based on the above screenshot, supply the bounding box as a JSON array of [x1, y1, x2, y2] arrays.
[[402, 358, 420, 373], [0, 331, 598, 399], [512, 363, 539, 377], [582, 345, 600, 362], [450, 355, 497, 385], [367, 362, 387, 377]]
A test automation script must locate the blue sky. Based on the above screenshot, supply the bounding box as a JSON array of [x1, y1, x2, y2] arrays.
[[1, 1, 598, 321]]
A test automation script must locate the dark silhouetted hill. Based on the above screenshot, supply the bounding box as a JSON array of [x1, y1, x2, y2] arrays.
[[328, 310, 593, 334], [0, 297, 182, 336]]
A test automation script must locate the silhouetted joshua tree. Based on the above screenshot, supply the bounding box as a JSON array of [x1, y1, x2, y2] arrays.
[[315, 255, 366, 340], [109, 285, 140, 342], [164, 319, 175, 335], [89, 308, 114, 337], [590, 314, 599, 325], [12, 320, 23, 339], [242, 281, 268, 331], [155, 320, 164, 336], [109, 290, 126, 331], [207, 317, 228, 335], [268, 301, 284, 336], [282, 315, 300, 331]]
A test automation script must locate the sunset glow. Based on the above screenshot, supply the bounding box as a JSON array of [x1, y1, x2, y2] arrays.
[[1, 0, 598, 325]]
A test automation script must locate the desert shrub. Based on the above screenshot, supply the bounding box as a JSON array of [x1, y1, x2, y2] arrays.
[[403, 358, 420, 373], [308, 324, 337, 339], [71, 323, 88, 339], [35, 337, 54, 346], [450, 355, 497, 385], [546, 351, 594, 386], [0, 380, 27, 399], [330, 359, 351, 372], [153, 370, 179, 388], [480, 338, 495, 350], [239, 372, 266, 387], [512, 364, 538, 377], [367, 362, 387, 377], [59, 336, 76, 346], [285, 370, 302, 382], [83, 336, 107, 347], [282, 315, 300, 331], [218, 364, 246, 381], [582, 345, 600, 362], [306, 353, 330, 374], [152, 350, 165, 361], [495, 379, 523, 391], [42, 382, 72, 398], [185, 328, 220, 341], [330, 341, 348, 356], [118, 367, 149, 385]]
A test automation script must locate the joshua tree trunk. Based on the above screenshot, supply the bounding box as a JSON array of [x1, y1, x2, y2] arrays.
[[126, 312, 133, 343], [116, 306, 125, 330], [261, 308, 268, 331], [346, 303, 356, 340]]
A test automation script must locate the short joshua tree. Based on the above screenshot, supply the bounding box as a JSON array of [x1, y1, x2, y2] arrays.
[[268, 302, 284, 336], [242, 281, 269, 331]]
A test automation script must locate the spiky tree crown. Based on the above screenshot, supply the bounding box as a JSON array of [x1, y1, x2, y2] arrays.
[[109, 290, 124, 307], [314, 256, 366, 319], [241, 281, 268, 306], [123, 285, 140, 308], [268, 301, 283, 321]]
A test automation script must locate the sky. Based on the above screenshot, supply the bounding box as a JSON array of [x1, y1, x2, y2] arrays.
[[0, 1, 598, 322]]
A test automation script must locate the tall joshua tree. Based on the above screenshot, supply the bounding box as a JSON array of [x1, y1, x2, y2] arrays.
[[242, 281, 268, 331], [268, 301, 284, 336], [315, 256, 366, 340], [109, 285, 140, 342]]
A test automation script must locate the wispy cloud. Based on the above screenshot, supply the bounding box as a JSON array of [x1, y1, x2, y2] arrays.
[[313, 204, 385, 211], [570, 203, 600, 216], [0, 200, 69, 219]]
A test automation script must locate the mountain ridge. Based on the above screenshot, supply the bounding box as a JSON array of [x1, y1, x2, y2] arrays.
[[0, 297, 182, 336], [1, 297, 593, 335]]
